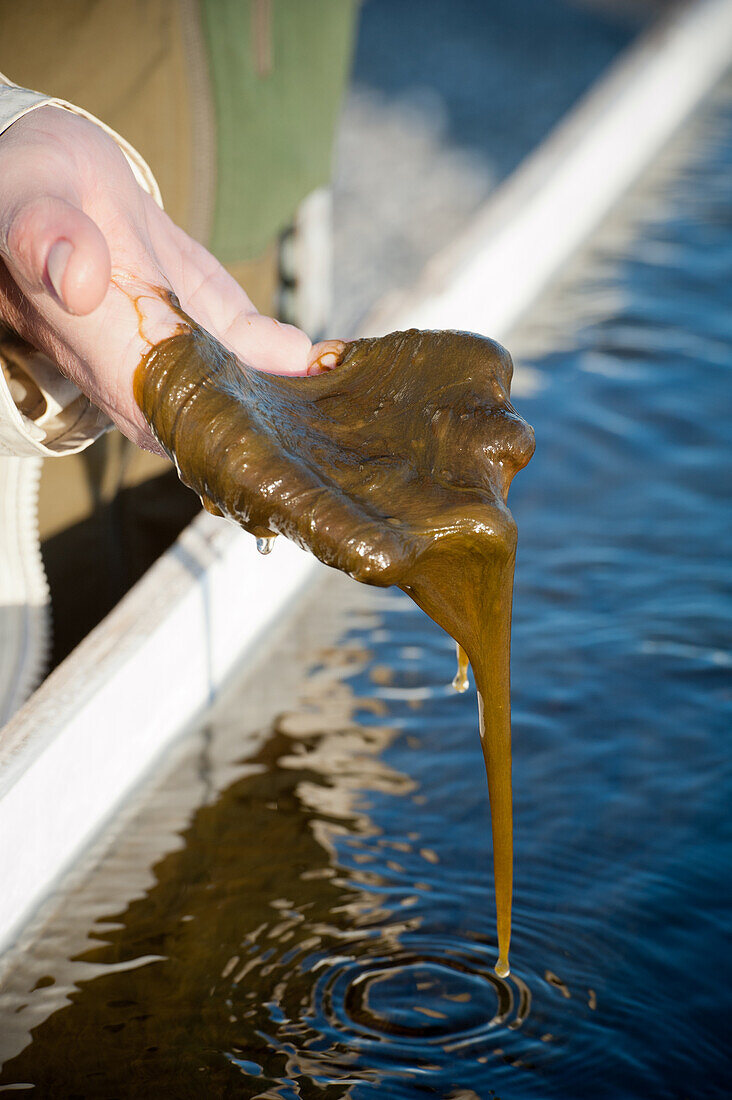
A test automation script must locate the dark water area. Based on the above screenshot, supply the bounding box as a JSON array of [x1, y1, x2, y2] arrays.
[[2, 84, 732, 1100]]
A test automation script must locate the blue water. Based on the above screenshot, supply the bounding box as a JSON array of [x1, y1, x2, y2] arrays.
[[1, 82, 731, 1100]]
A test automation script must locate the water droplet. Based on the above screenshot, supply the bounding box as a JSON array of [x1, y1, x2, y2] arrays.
[[256, 536, 276, 556], [495, 957, 510, 979], [452, 670, 469, 693], [452, 642, 470, 692]]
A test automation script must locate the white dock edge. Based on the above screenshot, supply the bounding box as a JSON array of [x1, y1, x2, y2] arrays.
[[1, 0, 731, 956], [0, 519, 323, 951]]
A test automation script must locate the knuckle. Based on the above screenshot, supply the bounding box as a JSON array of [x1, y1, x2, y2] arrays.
[[5, 200, 40, 266]]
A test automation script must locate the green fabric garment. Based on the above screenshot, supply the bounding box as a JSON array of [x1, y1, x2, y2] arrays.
[[200, 0, 358, 263]]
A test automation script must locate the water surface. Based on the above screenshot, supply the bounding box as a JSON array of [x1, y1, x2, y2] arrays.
[[1, 79, 731, 1100]]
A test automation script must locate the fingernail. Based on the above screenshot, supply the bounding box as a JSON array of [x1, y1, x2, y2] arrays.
[[46, 239, 73, 305]]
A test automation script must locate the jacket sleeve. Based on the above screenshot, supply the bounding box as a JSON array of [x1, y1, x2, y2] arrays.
[[0, 72, 162, 458]]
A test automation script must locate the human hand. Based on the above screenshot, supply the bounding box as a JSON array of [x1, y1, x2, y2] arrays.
[[0, 106, 342, 454]]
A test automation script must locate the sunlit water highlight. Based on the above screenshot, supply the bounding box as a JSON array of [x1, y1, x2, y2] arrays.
[[1, 81, 731, 1100]]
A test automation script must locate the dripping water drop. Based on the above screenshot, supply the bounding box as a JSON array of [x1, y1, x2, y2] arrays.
[[452, 642, 470, 693], [495, 957, 510, 979], [256, 536, 276, 556]]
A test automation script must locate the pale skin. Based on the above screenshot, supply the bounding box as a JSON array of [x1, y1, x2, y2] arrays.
[[0, 106, 345, 456]]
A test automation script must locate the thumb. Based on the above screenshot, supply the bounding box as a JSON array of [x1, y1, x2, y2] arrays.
[[4, 194, 111, 315]]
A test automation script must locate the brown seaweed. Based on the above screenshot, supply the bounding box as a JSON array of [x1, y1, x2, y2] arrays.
[[134, 309, 534, 975]]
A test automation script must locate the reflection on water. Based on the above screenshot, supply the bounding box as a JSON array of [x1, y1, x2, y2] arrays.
[[0, 607, 534, 1098], [2, 77, 732, 1100]]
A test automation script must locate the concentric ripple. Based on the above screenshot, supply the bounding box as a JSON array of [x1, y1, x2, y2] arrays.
[[341, 947, 531, 1046], [244, 929, 531, 1085]]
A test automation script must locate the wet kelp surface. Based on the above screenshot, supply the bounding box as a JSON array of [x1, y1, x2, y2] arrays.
[[2, 80, 732, 1100], [135, 324, 535, 976]]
